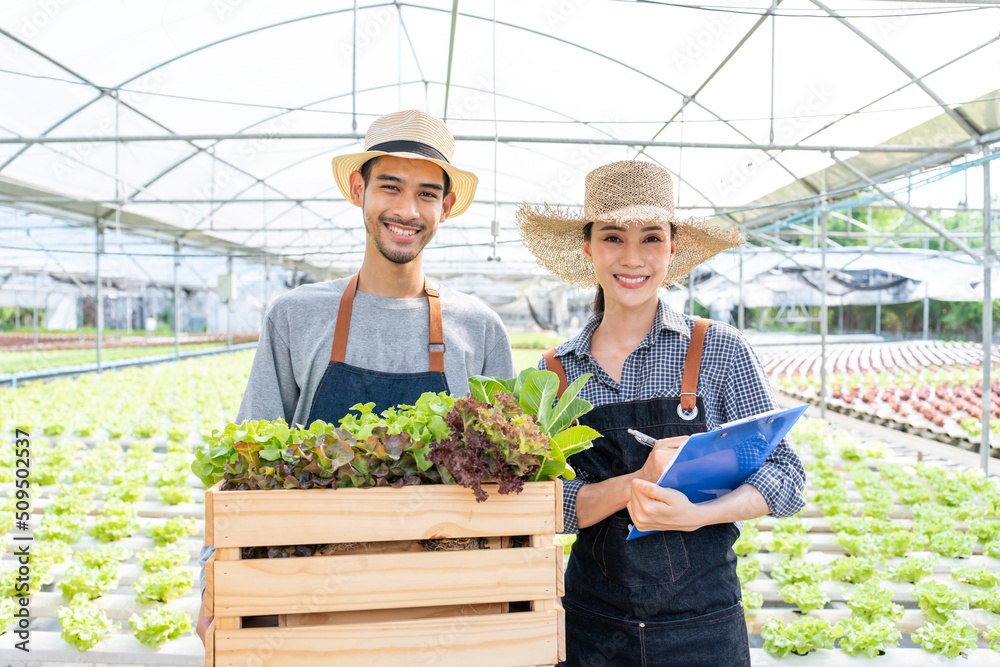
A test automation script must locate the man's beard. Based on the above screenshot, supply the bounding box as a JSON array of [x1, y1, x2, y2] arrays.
[[368, 212, 428, 265]]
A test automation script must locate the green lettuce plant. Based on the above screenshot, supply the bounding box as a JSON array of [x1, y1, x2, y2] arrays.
[[912, 618, 978, 658], [129, 607, 192, 647]]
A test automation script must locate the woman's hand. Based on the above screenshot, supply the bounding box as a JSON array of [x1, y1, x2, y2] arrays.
[[635, 436, 688, 485], [627, 478, 706, 532]]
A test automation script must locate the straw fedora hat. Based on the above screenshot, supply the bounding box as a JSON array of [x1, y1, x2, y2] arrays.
[[516, 160, 744, 287], [331, 109, 479, 217]]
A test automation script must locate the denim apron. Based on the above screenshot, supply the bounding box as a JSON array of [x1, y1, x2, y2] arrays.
[[544, 319, 749, 667], [306, 274, 450, 425]]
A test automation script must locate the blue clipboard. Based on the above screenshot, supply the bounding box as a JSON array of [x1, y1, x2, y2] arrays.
[[627, 404, 808, 540]]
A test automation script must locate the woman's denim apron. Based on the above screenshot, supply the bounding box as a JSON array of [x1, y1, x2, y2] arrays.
[[306, 274, 449, 425], [545, 319, 749, 667]]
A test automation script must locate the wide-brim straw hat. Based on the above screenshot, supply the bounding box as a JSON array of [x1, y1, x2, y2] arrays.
[[516, 160, 744, 287], [331, 109, 479, 217]]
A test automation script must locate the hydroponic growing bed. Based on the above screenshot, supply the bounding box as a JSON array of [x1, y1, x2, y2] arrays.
[[760, 341, 999, 451], [1, 351, 999, 665]]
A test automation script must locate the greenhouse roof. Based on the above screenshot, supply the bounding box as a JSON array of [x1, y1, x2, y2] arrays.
[[1, 0, 998, 280]]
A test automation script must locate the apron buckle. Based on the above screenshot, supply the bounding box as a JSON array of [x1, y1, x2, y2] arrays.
[[676, 402, 699, 421]]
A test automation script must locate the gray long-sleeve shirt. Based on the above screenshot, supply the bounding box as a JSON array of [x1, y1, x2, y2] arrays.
[[200, 278, 516, 597]]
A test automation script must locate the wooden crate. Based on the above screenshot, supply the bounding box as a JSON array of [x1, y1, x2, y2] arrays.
[[204, 480, 565, 667]]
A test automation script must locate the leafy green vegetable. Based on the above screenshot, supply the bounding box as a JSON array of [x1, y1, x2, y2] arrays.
[[929, 531, 975, 559], [427, 394, 550, 502], [469, 369, 600, 481], [843, 579, 903, 622], [761, 617, 840, 657], [37, 512, 87, 543], [89, 500, 140, 542], [833, 533, 880, 557], [57, 564, 120, 600], [76, 544, 133, 569], [969, 588, 1000, 614], [967, 519, 1000, 543], [740, 588, 763, 611], [838, 616, 901, 657], [779, 582, 829, 613], [950, 564, 1000, 587], [829, 556, 883, 584], [133, 567, 195, 603], [913, 581, 968, 623], [737, 557, 760, 585], [128, 607, 192, 647], [57, 594, 119, 651], [766, 519, 812, 557], [986, 624, 1000, 652], [912, 618, 978, 658], [158, 485, 193, 506], [770, 558, 827, 586], [878, 529, 927, 557], [0, 598, 15, 634], [147, 517, 197, 546], [733, 524, 761, 557], [137, 546, 190, 573], [888, 555, 938, 584]]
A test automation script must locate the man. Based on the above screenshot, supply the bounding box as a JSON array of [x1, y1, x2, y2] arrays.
[[196, 110, 515, 644]]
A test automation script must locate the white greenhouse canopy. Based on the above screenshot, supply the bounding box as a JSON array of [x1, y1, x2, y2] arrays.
[[0, 0, 998, 281]]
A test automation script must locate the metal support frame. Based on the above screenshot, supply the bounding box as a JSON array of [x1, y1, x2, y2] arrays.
[[983, 151, 993, 473], [32, 274, 38, 346], [95, 222, 103, 373], [831, 154, 984, 261], [173, 241, 181, 361], [820, 171, 828, 420], [226, 254, 233, 348], [738, 243, 745, 329]]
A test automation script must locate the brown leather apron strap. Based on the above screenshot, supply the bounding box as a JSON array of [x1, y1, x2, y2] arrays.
[[424, 279, 445, 373], [543, 347, 569, 398], [330, 273, 359, 363], [680, 317, 710, 411], [330, 273, 445, 373]]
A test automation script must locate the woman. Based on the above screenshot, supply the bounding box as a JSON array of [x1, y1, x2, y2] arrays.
[[516, 160, 806, 667]]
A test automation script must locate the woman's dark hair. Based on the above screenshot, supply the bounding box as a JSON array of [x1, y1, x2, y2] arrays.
[[582, 219, 676, 315], [359, 156, 451, 197]]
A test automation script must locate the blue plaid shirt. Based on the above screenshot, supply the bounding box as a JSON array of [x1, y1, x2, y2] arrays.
[[539, 300, 806, 533]]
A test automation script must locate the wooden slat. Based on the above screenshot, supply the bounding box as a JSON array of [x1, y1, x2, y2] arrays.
[[205, 618, 215, 667], [554, 477, 564, 533], [204, 552, 215, 617], [210, 482, 558, 548], [281, 603, 505, 628], [214, 610, 561, 667], [213, 547, 558, 617], [529, 535, 557, 613], [204, 482, 220, 547], [213, 548, 239, 631], [556, 605, 567, 663]]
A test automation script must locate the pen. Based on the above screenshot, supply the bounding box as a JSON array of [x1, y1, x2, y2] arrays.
[[628, 428, 657, 448]]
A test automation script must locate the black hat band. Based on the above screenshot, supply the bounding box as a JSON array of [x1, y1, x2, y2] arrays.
[[367, 140, 449, 163]]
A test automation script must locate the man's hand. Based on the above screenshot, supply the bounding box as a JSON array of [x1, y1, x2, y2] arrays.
[[635, 436, 688, 485], [627, 478, 705, 533], [196, 600, 213, 647]]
